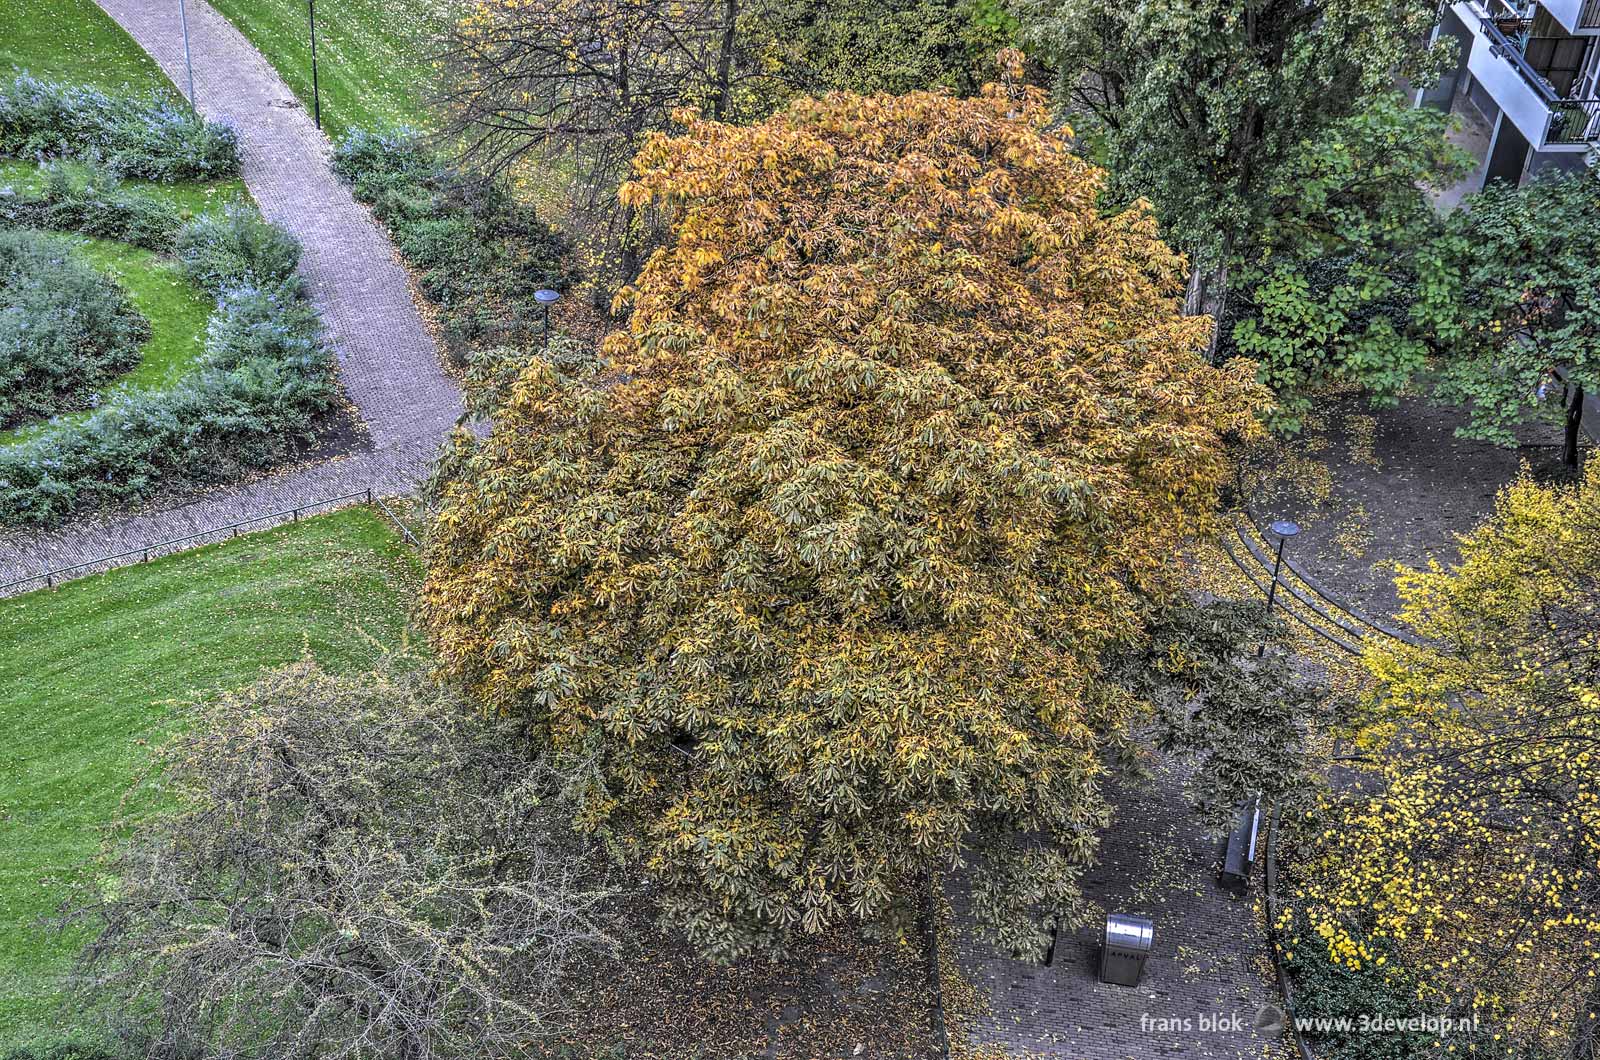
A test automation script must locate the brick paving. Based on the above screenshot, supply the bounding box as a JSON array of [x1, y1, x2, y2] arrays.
[[5, 8, 1287, 1055], [948, 755, 1281, 1059], [0, 0, 464, 591], [94, 0, 463, 451]]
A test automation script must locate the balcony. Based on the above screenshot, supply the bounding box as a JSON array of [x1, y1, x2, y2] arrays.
[[1461, 7, 1600, 148], [1536, 0, 1600, 33]]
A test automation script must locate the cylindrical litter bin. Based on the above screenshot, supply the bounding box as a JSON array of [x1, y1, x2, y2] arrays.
[[1099, 913, 1154, 987]]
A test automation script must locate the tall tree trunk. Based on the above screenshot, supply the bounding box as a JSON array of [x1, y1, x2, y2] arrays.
[[618, 199, 641, 286], [712, 0, 739, 121], [1185, 241, 1232, 365], [1564, 383, 1585, 468]]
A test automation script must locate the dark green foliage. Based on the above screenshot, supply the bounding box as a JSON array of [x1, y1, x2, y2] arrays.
[[1115, 598, 1334, 829], [0, 195, 334, 525], [0, 228, 148, 429], [1024, 0, 1447, 261], [764, 0, 1014, 96], [174, 202, 302, 293], [1284, 915, 1456, 1060], [332, 130, 571, 359], [1221, 97, 1472, 431], [0, 75, 239, 182], [1415, 170, 1600, 453], [1280, 906, 1551, 1060], [1, 1043, 122, 1060], [0, 163, 184, 249]]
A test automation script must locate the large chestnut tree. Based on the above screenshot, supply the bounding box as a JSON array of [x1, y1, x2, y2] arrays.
[[423, 61, 1267, 959]]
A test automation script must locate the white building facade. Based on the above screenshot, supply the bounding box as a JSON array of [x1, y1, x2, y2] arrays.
[[1420, 0, 1600, 186]]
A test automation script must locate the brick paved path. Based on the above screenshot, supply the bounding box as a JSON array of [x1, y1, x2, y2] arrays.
[[948, 756, 1280, 1059], [0, 0, 463, 590]]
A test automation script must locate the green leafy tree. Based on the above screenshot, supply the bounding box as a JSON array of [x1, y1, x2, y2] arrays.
[[422, 70, 1268, 960], [1020, 0, 1449, 346], [1115, 598, 1336, 827], [1225, 96, 1474, 431], [1416, 170, 1600, 466], [763, 0, 1015, 98]]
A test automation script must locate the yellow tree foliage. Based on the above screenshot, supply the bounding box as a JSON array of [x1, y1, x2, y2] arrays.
[[422, 63, 1267, 959], [1295, 466, 1600, 1053]]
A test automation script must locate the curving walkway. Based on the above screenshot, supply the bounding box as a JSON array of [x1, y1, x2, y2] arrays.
[[0, 0, 463, 591]]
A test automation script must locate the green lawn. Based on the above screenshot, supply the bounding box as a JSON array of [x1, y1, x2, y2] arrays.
[[0, 159, 250, 215], [0, 507, 421, 1047], [207, 0, 447, 138], [0, 160, 251, 447], [0, 0, 175, 98], [0, 237, 217, 446]]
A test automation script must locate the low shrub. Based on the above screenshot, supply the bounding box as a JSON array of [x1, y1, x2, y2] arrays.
[[332, 130, 570, 360], [0, 191, 334, 525], [174, 201, 300, 292], [0, 163, 184, 249], [0, 228, 149, 429], [1280, 903, 1552, 1060], [0, 74, 239, 181]]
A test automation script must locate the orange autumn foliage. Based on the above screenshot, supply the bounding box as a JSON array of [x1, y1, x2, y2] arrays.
[[423, 60, 1268, 959]]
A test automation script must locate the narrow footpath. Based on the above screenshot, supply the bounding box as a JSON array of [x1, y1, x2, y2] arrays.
[[0, 0, 463, 591]]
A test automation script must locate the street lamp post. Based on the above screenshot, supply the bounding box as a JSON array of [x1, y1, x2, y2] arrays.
[[1258, 520, 1300, 657], [1264, 520, 1300, 614], [308, 0, 322, 129], [178, 0, 198, 111], [534, 288, 560, 335]]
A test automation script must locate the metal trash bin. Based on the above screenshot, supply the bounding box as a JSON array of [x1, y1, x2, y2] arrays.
[[1099, 913, 1154, 987]]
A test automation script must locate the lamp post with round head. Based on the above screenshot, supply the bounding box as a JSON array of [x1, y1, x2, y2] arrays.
[[534, 288, 560, 335], [1264, 520, 1300, 615]]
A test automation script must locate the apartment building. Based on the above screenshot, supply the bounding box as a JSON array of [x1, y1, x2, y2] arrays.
[[1420, 0, 1600, 188]]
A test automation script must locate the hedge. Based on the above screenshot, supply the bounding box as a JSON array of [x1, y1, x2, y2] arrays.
[[0, 162, 184, 249], [0, 74, 239, 182], [0, 199, 336, 525], [331, 130, 570, 361], [0, 227, 150, 429]]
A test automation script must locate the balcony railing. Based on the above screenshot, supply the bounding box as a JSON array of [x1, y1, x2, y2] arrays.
[[1480, 15, 1600, 142], [1583, 0, 1600, 29]]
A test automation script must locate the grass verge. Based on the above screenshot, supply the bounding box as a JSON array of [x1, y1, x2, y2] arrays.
[[206, 0, 446, 138], [0, 237, 217, 446], [0, 0, 175, 98], [0, 506, 421, 1047], [0, 159, 250, 214]]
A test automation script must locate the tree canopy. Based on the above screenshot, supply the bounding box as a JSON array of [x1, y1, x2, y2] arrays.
[[1022, 0, 1446, 263], [1223, 95, 1472, 432], [423, 64, 1267, 960], [75, 663, 616, 1060], [1416, 170, 1600, 465], [1294, 466, 1600, 1054]]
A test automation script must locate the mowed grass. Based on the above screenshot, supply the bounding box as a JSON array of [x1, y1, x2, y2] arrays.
[[0, 237, 217, 446], [0, 159, 251, 215], [0, 0, 175, 97], [0, 507, 422, 1047], [206, 0, 448, 137], [0, 161, 252, 446]]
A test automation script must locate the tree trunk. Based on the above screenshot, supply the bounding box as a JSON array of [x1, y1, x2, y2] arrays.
[[712, 0, 739, 121], [1185, 247, 1231, 365], [619, 199, 640, 285], [1564, 383, 1585, 468]]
